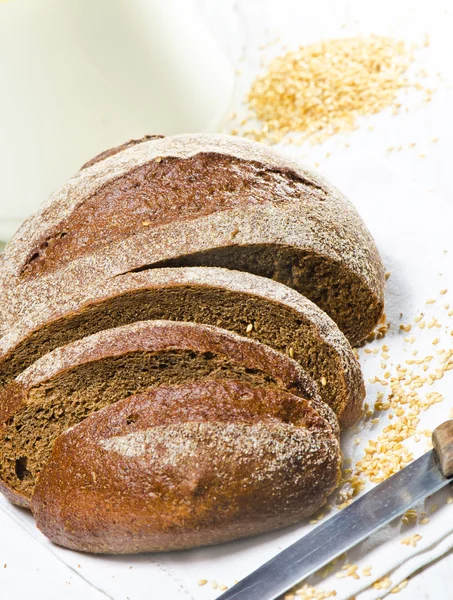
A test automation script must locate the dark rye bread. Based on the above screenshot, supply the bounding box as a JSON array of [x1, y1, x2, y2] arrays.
[[0, 134, 385, 345], [0, 267, 364, 429], [0, 320, 337, 508], [31, 380, 341, 554]]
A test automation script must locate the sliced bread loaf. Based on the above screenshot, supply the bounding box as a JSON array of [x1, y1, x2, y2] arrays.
[[0, 134, 384, 344], [32, 379, 341, 553], [0, 267, 364, 429], [0, 320, 337, 508]]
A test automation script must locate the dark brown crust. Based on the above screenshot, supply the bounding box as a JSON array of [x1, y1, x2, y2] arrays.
[[31, 380, 341, 554], [0, 320, 339, 507], [0, 134, 385, 345]]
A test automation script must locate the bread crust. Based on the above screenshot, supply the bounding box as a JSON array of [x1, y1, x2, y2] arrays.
[[0, 320, 339, 507], [0, 267, 364, 428], [0, 134, 385, 344], [31, 380, 341, 554]]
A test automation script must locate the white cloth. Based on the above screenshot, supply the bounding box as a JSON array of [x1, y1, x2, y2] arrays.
[[0, 163, 452, 600]]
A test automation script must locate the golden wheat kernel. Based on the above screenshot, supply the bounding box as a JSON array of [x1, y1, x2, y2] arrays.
[[420, 517, 430, 524], [211, 580, 218, 590], [391, 580, 409, 594], [414, 315, 423, 323], [373, 576, 393, 591], [385, 271, 392, 280], [219, 585, 228, 591], [198, 579, 208, 586]]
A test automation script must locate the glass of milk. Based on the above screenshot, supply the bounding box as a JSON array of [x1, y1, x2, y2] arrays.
[[0, 0, 234, 240]]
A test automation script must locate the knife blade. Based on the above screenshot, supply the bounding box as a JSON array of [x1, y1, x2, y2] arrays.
[[218, 421, 453, 600]]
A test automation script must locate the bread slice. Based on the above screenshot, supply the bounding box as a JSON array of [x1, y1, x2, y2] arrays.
[[31, 380, 341, 553], [0, 134, 384, 344], [0, 267, 364, 429], [0, 320, 337, 508]]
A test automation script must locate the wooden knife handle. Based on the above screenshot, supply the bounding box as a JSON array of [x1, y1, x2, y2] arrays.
[[432, 421, 453, 478]]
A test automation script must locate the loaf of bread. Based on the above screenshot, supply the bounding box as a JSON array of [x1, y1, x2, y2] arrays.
[[0, 134, 384, 345], [0, 320, 338, 508], [0, 267, 364, 428], [31, 379, 341, 554], [0, 132, 386, 554]]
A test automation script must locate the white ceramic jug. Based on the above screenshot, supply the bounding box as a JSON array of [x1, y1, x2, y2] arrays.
[[0, 0, 234, 240]]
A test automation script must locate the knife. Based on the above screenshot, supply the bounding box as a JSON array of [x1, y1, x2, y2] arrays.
[[218, 420, 453, 600]]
